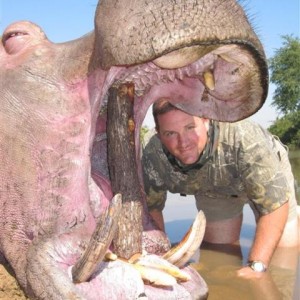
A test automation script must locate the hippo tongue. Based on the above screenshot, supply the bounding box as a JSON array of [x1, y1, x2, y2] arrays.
[[146, 77, 206, 117]]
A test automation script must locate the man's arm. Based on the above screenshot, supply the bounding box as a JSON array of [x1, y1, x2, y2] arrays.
[[149, 209, 165, 232], [249, 201, 289, 265], [238, 201, 289, 277]]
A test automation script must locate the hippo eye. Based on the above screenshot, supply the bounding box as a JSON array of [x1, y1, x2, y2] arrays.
[[2, 31, 28, 45], [2, 30, 31, 54]]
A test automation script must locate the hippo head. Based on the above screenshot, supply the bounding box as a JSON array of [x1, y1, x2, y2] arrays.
[[0, 0, 268, 299]]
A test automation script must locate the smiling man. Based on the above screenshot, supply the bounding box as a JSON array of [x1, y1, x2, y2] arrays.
[[142, 98, 299, 277]]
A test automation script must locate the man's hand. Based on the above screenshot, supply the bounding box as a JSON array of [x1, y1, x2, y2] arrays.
[[237, 265, 265, 279], [247, 202, 289, 268]]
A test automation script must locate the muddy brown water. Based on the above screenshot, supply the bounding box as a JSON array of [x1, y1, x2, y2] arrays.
[[166, 204, 299, 300], [0, 151, 299, 299]]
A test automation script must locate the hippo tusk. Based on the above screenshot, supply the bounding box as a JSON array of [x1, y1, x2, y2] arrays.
[[163, 210, 206, 268], [131, 254, 191, 283], [107, 253, 191, 286], [72, 194, 122, 283], [132, 263, 177, 286], [104, 211, 206, 287]]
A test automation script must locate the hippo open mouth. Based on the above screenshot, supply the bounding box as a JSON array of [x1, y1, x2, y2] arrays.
[[69, 41, 267, 297], [0, 1, 268, 299]]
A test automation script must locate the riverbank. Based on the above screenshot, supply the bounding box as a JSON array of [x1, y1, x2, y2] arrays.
[[0, 262, 27, 300]]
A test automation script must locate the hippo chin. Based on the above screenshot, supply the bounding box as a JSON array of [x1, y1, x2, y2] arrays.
[[0, 0, 268, 299]]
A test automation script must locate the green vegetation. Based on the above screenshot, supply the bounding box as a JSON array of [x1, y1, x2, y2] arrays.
[[140, 125, 149, 142], [268, 35, 300, 150], [268, 111, 300, 149]]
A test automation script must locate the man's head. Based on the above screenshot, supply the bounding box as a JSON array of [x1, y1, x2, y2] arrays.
[[153, 99, 209, 165]]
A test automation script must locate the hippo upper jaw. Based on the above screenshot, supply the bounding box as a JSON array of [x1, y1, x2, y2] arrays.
[[94, 0, 268, 123]]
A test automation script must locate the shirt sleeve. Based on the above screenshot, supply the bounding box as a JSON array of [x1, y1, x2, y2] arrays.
[[142, 136, 168, 212], [237, 122, 289, 215]]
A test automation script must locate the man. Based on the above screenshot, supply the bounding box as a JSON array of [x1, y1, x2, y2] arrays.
[[142, 98, 299, 277]]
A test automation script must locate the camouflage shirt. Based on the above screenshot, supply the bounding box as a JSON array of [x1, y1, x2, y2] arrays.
[[142, 119, 292, 221]]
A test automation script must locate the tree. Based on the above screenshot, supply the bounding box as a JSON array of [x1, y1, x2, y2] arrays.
[[268, 35, 300, 114], [140, 125, 150, 142], [268, 35, 300, 149], [268, 111, 300, 149]]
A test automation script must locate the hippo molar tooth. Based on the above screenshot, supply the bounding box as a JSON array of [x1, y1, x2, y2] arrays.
[[203, 70, 215, 91]]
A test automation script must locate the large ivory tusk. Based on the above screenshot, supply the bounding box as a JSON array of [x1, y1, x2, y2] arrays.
[[163, 210, 206, 268], [72, 194, 122, 283]]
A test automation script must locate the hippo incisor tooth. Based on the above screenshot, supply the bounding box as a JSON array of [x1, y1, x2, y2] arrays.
[[163, 210, 206, 268], [112, 252, 191, 285], [104, 251, 118, 261], [132, 264, 177, 286], [136, 261, 191, 282], [72, 194, 122, 283], [203, 70, 215, 91], [131, 254, 191, 283]]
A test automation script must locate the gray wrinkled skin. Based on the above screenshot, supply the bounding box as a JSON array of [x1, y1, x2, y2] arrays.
[[0, 0, 268, 299]]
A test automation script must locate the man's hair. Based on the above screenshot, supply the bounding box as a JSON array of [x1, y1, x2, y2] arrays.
[[152, 98, 179, 130]]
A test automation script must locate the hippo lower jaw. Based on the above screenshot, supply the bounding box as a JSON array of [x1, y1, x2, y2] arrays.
[[69, 210, 207, 299], [71, 193, 206, 283], [69, 204, 207, 299]]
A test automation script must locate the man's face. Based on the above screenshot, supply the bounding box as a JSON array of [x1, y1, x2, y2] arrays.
[[157, 109, 209, 165]]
